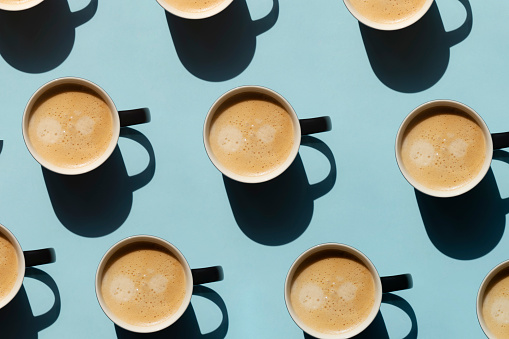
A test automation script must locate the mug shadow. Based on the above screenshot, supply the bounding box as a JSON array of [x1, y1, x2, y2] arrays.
[[0, 267, 61, 339], [416, 150, 509, 260], [166, 0, 279, 82], [115, 285, 228, 339], [0, 0, 97, 73], [42, 128, 156, 237], [223, 136, 336, 246], [303, 294, 417, 339], [359, 0, 472, 93]]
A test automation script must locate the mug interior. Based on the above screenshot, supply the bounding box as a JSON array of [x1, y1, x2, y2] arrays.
[[0, 0, 44, 11], [155, 0, 234, 19], [22, 77, 121, 175], [477, 260, 509, 339], [95, 235, 193, 333], [203, 85, 301, 184], [284, 243, 382, 339], [395, 100, 493, 198], [0, 224, 25, 310], [342, 0, 434, 31]]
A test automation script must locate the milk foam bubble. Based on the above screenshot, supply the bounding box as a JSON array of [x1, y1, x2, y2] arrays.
[[109, 275, 136, 302], [75, 115, 95, 136], [298, 283, 324, 310], [408, 139, 435, 167], [490, 297, 509, 324], [216, 125, 243, 153], [36, 117, 62, 144], [448, 139, 468, 158], [338, 281, 358, 302]]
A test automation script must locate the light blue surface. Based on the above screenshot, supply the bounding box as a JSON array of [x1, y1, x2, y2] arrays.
[[0, 0, 506, 338]]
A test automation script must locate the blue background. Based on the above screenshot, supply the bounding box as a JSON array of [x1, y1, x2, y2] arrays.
[[0, 0, 505, 338]]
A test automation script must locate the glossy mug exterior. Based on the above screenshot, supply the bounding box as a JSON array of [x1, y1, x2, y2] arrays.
[[395, 100, 493, 198], [155, 0, 234, 19], [284, 243, 412, 339], [95, 235, 223, 333], [204, 85, 331, 184], [0, 223, 55, 310], [343, 0, 434, 31], [22, 77, 149, 175]]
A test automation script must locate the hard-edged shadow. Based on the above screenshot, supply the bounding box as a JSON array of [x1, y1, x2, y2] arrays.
[[360, 0, 472, 93], [0, 0, 97, 73], [303, 294, 417, 339], [42, 128, 155, 237], [416, 150, 509, 260], [224, 136, 336, 246], [115, 285, 228, 339], [166, 0, 279, 82], [0, 267, 61, 339]]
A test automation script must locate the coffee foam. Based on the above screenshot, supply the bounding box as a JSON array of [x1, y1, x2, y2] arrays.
[[101, 242, 186, 327], [400, 106, 486, 191], [27, 84, 114, 169], [290, 251, 376, 335], [0, 234, 18, 301], [348, 0, 427, 24], [483, 268, 509, 338], [162, 0, 225, 13], [209, 92, 295, 177]]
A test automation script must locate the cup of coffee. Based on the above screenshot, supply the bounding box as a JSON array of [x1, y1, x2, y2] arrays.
[[284, 243, 412, 339], [0, 223, 55, 310], [95, 235, 224, 333], [477, 260, 509, 338], [203, 86, 332, 184], [22, 77, 150, 175], [343, 0, 434, 30], [155, 0, 233, 19], [0, 0, 44, 11], [394, 100, 509, 198]]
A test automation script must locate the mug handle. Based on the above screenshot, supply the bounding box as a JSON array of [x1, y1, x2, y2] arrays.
[[24, 248, 56, 267], [492, 132, 509, 150], [119, 108, 151, 127], [381, 274, 413, 293], [192, 266, 224, 285], [300, 116, 332, 135]]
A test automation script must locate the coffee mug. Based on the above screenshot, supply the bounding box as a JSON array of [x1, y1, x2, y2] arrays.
[[395, 100, 509, 198], [0, 0, 44, 11], [203, 86, 332, 184], [343, 0, 433, 30], [285, 243, 412, 339], [477, 260, 509, 338], [156, 0, 233, 19], [0, 223, 55, 310], [22, 77, 150, 175], [95, 235, 224, 333]]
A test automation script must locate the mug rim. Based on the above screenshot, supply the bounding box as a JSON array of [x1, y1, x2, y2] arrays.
[[395, 99, 493, 198], [342, 0, 434, 31], [284, 243, 382, 339], [476, 259, 509, 339], [0, 0, 44, 11], [95, 235, 194, 333], [0, 223, 25, 310], [155, 0, 234, 19], [203, 85, 301, 184], [22, 76, 121, 176]]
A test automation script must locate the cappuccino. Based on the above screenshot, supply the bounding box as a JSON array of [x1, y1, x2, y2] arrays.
[[289, 250, 376, 335], [208, 92, 295, 177], [482, 268, 509, 338], [161, 0, 225, 13], [0, 234, 18, 301], [100, 242, 187, 327], [26, 84, 113, 169], [348, 0, 427, 24], [400, 106, 486, 192]]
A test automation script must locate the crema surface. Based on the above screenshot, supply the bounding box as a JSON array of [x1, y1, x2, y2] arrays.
[[349, 0, 427, 24], [162, 0, 225, 13], [0, 234, 18, 301], [483, 269, 509, 339], [101, 242, 187, 327], [290, 251, 376, 335]]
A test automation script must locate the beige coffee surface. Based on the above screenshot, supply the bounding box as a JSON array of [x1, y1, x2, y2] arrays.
[[401, 107, 486, 191], [349, 0, 427, 24], [27, 85, 113, 169], [162, 0, 225, 13], [290, 251, 376, 335], [101, 242, 187, 327], [0, 234, 18, 301], [209, 93, 295, 177], [0, 0, 31, 4], [482, 268, 509, 339]]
